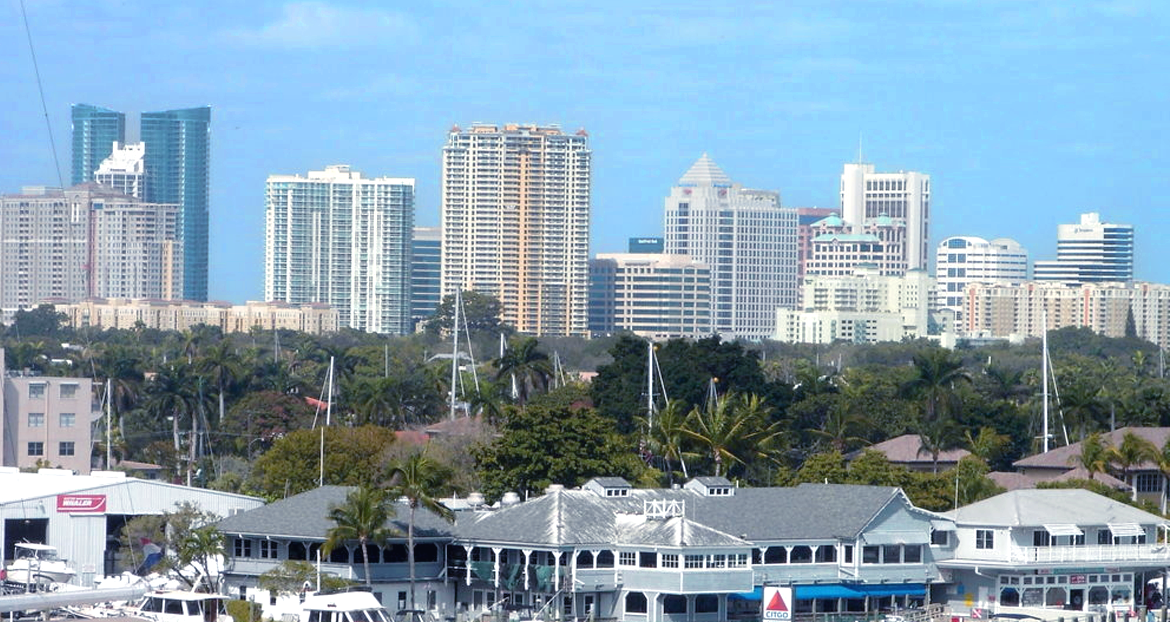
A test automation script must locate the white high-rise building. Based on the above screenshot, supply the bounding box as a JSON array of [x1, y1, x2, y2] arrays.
[[935, 236, 1028, 316], [264, 165, 414, 334], [588, 253, 712, 339], [839, 162, 931, 271], [775, 265, 934, 344], [94, 142, 146, 199], [440, 123, 591, 336], [0, 184, 182, 319], [1034, 212, 1134, 284], [664, 154, 797, 339]]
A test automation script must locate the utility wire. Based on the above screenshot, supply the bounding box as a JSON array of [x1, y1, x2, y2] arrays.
[[19, 0, 65, 188]]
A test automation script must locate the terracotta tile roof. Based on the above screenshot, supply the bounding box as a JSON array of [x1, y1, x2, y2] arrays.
[[862, 434, 971, 464], [1013, 427, 1170, 470]]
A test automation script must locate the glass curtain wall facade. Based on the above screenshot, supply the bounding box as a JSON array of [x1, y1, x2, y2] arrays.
[[142, 107, 211, 301], [71, 104, 126, 185]]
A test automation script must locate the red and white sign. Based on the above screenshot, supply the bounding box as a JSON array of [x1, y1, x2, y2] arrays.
[[56, 494, 107, 513], [763, 587, 792, 621]]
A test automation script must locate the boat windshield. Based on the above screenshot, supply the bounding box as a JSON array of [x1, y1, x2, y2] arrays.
[[16, 546, 59, 561], [347, 610, 389, 622]]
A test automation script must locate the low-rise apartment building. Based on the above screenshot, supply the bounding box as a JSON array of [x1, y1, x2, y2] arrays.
[[0, 348, 95, 473], [52, 298, 338, 335]]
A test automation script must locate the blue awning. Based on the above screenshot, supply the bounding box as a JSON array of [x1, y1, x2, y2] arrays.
[[796, 585, 865, 600], [794, 583, 927, 600], [730, 587, 763, 602], [853, 583, 927, 597]]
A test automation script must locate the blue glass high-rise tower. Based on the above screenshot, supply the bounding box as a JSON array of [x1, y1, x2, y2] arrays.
[[71, 104, 126, 185], [142, 107, 211, 301]]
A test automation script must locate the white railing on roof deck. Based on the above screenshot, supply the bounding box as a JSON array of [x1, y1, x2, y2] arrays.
[[1008, 544, 1170, 564]]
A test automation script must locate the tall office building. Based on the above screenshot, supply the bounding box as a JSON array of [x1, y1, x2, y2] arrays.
[[664, 154, 797, 339], [935, 236, 1028, 316], [0, 185, 182, 317], [411, 227, 443, 325], [1033, 212, 1134, 284], [71, 104, 126, 185], [795, 207, 838, 280], [265, 165, 414, 334], [588, 253, 712, 339], [440, 123, 591, 336], [141, 107, 211, 301], [839, 162, 931, 271], [94, 142, 146, 199]]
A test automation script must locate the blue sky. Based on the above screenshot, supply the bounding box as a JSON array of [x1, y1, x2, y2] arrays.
[[1, 0, 1167, 303]]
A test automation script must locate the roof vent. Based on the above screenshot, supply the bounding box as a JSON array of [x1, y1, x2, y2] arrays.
[[467, 492, 485, 508], [684, 476, 735, 497], [500, 492, 521, 507], [582, 477, 632, 498]]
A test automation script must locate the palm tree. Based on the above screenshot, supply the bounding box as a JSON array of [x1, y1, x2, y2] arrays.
[[1058, 379, 1106, 443], [1070, 432, 1111, 480], [323, 487, 398, 586], [900, 349, 972, 423], [197, 340, 241, 425], [1107, 432, 1157, 500], [640, 399, 693, 484], [982, 364, 1029, 405], [807, 400, 870, 453], [1151, 438, 1170, 513], [682, 392, 781, 478], [144, 364, 196, 453], [917, 416, 960, 475], [494, 337, 552, 405], [385, 451, 455, 610]]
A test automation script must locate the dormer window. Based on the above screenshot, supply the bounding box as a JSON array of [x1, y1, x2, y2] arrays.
[[606, 488, 629, 497], [684, 476, 736, 496]]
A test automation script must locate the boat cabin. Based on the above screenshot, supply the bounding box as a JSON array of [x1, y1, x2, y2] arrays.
[[138, 591, 232, 622]]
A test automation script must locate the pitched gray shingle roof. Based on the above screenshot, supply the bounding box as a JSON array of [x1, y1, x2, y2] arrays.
[[945, 489, 1167, 527], [216, 486, 454, 540]]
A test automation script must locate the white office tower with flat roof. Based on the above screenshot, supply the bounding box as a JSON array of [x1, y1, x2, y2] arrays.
[[440, 123, 591, 336], [264, 165, 414, 334], [94, 142, 146, 199], [840, 162, 931, 271], [1034, 212, 1134, 284], [664, 154, 798, 339], [935, 236, 1028, 317], [588, 253, 712, 339]]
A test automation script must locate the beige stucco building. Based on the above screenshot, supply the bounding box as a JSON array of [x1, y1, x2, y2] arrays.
[[1, 349, 96, 474], [51, 298, 338, 335]]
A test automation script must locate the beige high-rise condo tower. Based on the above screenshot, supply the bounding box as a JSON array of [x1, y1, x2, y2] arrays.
[[440, 124, 591, 336]]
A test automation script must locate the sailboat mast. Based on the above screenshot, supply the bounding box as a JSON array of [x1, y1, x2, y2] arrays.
[[647, 341, 655, 432], [1042, 309, 1050, 453], [319, 356, 334, 488], [105, 379, 112, 469], [449, 289, 461, 420]]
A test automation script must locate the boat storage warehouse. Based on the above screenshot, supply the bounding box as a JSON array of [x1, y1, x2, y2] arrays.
[[0, 468, 263, 584]]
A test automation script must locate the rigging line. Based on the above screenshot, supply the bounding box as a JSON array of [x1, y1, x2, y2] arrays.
[[19, 0, 64, 189]]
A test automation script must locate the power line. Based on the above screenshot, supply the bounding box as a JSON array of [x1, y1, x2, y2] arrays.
[[19, 0, 65, 188]]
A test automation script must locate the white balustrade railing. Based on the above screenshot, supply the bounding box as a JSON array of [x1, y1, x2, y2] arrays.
[[1008, 544, 1170, 564]]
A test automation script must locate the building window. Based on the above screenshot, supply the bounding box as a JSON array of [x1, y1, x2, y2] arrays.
[[619, 552, 636, 567], [1098, 530, 1112, 545], [661, 554, 678, 568], [931, 530, 948, 546], [259, 540, 278, 559], [976, 530, 994, 550], [60, 384, 78, 399], [695, 595, 719, 613], [59, 413, 75, 428], [814, 546, 837, 563], [28, 442, 44, 456], [234, 538, 253, 558], [29, 384, 46, 399], [1136, 473, 1161, 493], [625, 592, 648, 614], [663, 596, 688, 614], [1033, 530, 1051, 547], [638, 552, 657, 568], [684, 555, 704, 569], [903, 545, 922, 564], [707, 554, 726, 569], [882, 545, 901, 564], [59, 442, 75, 457], [863, 546, 880, 564], [28, 413, 44, 428]]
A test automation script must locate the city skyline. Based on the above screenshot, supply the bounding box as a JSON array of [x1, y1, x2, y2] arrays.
[[0, 2, 1166, 303]]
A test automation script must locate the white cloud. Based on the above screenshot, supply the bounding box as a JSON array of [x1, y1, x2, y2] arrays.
[[227, 2, 416, 48]]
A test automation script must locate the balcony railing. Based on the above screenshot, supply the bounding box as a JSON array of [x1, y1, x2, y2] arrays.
[[1008, 544, 1170, 564]]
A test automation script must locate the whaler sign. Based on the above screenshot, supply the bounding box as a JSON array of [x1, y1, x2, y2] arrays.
[[56, 494, 107, 513]]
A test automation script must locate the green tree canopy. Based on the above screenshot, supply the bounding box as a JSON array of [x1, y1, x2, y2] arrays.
[[248, 425, 397, 500]]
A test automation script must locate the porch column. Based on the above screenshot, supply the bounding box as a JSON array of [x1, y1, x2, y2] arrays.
[[571, 550, 579, 593], [464, 545, 473, 586], [492, 547, 502, 590], [553, 551, 562, 595], [522, 550, 532, 594]]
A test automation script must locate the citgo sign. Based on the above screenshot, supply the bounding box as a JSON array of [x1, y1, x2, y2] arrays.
[[762, 587, 793, 621]]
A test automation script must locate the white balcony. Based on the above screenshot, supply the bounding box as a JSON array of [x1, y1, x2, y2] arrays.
[[1008, 544, 1170, 565]]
